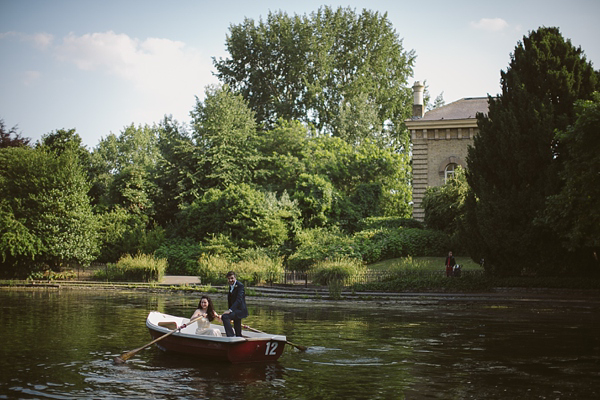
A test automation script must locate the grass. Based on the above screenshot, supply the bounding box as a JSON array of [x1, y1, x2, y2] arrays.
[[369, 256, 481, 272], [358, 256, 599, 292]]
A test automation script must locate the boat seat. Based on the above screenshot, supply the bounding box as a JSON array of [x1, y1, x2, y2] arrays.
[[158, 321, 178, 330]]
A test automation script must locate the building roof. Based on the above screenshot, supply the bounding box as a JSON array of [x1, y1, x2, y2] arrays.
[[419, 97, 489, 121]]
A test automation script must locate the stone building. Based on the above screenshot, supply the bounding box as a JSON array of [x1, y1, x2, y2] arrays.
[[405, 81, 489, 221]]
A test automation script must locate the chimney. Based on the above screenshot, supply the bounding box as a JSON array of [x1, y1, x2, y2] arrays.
[[412, 81, 425, 118]]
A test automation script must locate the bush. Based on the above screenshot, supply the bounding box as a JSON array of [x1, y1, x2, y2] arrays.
[[287, 227, 362, 271], [238, 248, 284, 285], [197, 254, 230, 285], [356, 228, 450, 263], [196, 249, 284, 285], [93, 253, 166, 282], [311, 257, 366, 298], [155, 238, 204, 275], [359, 216, 424, 231]]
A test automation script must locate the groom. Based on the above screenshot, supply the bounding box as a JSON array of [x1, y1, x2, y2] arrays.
[[221, 271, 248, 337]]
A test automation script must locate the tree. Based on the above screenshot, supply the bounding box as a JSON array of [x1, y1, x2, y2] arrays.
[[0, 119, 30, 148], [427, 92, 445, 111], [177, 184, 299, 251], [187, 85, 259, 195], [0, 147, 99, 277], [293, 173, 334, 228], [302, 136, 412, 218], [541, 93, 600, 268], [213, 6, 415, 148], [465, 27, 599, 276], [254, 119, 311, 193], [152, 115, 194, 226], [90, 123, 160, 213], [36, 128, 90, 164]]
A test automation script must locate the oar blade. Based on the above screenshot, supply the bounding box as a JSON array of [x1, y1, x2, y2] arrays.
[[287, 341, 307, 352], [113, 349, 137, 364]]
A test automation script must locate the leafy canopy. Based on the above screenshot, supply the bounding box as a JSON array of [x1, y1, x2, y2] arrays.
[[214, 6, 415, 148]]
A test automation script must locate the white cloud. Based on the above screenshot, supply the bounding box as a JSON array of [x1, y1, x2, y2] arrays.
[[54, 31, 210, 93], [30, 33, 54, 49], [470, 18, 509, 32], [52, 31, 216, 123]]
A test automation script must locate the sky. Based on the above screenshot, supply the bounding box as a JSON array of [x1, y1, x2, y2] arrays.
[[1, 0, 599, 149]]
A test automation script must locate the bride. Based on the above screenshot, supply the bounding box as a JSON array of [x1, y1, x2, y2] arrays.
[[190, 295, 222, 336]]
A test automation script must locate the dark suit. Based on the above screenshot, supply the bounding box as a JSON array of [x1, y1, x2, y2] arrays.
[[222, 280, 248, 337]]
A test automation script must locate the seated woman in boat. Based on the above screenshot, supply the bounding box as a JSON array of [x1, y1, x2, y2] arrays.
[[190, 295, 222, 337]]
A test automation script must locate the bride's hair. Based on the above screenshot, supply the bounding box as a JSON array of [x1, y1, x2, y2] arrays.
[[198, 295, 217, 321]]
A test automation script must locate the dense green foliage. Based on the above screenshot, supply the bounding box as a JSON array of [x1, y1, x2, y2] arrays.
[[214, 6, 415, 149], [465, 27, 599, 276], [541, 93, 600, 255], [422, 167, 468, 252], [0, 146, 99, 278], [286, 225, 450, 271], [422, 167, 467, 235]]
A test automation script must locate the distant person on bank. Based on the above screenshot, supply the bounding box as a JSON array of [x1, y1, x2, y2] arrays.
[[221, 271, 249, 337], [445, 251, 456, 277]]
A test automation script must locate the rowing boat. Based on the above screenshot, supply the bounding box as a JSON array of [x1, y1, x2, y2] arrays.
[[145, 311, 287, 363]]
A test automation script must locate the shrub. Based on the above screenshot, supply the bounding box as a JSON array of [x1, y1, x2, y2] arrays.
[[197, 254, 230, 285], [311, 257, 366, 298], [155, 238, 204, 275], [358, 217, 424, 231], [287, 227, 362, 271], [356, 227, 450, 263], [238, 248, 284, 284], [196, 249, 284, 285], [93, 253, 166, 282]]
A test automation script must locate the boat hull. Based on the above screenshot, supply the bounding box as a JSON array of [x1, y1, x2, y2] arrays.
[[146, 311, 286, 364]]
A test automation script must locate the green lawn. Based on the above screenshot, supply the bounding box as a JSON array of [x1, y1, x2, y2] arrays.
[[368, 256, 482, 271]]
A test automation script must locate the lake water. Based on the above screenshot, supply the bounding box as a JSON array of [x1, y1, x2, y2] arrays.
[[0, 288, 598, 399]]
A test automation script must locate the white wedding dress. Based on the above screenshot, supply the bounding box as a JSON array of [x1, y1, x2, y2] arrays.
[[195, 315, 221, 337]]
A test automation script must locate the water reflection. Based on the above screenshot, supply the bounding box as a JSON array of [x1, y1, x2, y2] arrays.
[[0, 288, 598, 399]]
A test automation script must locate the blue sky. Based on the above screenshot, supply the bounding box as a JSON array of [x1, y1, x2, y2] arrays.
[[1, 0, 599, 148]]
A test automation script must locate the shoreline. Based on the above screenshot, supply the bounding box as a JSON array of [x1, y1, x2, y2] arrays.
[[2, 279, 599, 307]]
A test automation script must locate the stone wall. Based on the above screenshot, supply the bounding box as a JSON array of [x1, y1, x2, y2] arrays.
[[411, 127, 476, 221]]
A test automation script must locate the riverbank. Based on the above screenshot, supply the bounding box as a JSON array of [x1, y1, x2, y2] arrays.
[[2, 275, 599, 306]]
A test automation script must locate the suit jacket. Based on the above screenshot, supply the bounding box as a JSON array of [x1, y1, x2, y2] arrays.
[[227, 280, 249, 319]]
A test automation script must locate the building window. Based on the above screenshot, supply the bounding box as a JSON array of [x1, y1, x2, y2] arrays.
[[444, 163, 457, 183]]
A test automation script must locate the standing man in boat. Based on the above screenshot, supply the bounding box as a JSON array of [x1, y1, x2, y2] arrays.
[[221, 271, 249, 337]]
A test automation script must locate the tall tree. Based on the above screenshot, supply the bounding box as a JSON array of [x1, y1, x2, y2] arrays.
[[90, 123, 160, 213], [36, 128, 92, 175], [465, 27, 598, 276], [187, 85, 259, 195], [213, 6, 415, 148], [152, 115, 193, 226], [0, 147, 99, 277]]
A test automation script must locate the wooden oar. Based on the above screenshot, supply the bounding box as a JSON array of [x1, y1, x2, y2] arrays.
[[114, 316, 202, 364], [243, 324, 307, 352]]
